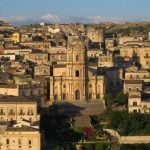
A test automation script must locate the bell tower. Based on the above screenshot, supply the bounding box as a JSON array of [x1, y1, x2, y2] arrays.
[[66, 35, 88, 101]]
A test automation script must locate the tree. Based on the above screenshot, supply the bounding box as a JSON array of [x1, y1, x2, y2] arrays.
[[104, 93, 114, 109], [90, 115, 102, 131], [115, 91, 127, 105], [40, 104, 83, 143], [107, 111, 150, 136]]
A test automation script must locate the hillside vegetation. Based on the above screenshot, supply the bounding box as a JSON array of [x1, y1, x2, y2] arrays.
[[105, 22, 150, 36]]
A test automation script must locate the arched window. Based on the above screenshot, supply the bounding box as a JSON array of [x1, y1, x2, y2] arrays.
[[54, 95, 58, 100], [63, 84, 66, 88], [88, 93, 92, 99], [89, 84, 92, 88], [75, 70, 80, 77], [97, 93, 100, 99], [76, 55, 79, 61], [75, 90, 80, 100], [62, 93, 67, 100], [28, 140, 32, 145]]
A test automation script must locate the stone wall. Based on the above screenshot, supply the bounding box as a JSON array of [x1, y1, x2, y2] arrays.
[[120, 136, 150, 144], [104, 129, 150, 144]]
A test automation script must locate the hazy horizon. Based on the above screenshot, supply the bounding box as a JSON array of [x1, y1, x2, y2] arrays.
[[1, 0, 150, 25]]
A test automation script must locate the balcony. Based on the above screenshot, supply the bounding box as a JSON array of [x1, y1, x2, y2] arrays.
[[8, 112, 15, 115], [144, 56, 150, 58], [18, 112, 25, 115], [27, 112, 34, 115], [128, 105, 141, 108]]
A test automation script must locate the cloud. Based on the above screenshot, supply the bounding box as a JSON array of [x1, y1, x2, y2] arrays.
[[40, 14, 86, 23], [87, 16, 136, 23], [0, 16, 37, 25], [0, 14, 136, 25], [40, 14, 64, 22]]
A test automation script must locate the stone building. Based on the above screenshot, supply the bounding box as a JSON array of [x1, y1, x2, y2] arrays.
[[98, 54, 114, 67], [0, 123, 41, 150], [0, 95, 41, 150], [119, 46, 150, 69], [48, 47, 67, 63], [86, 26, 104, 43], [11, 32, 21, 43], [49, 35, 105, 102], [24, 52, 49, 64], [0, 84, 19, 96], [0, 96, 40, 123], [124, 67, 150, 83], [124, 80, 143, 94], [127, 82, 150, 114], [128, 92, 150, 113], [34, 64, 51, 76], [20, 41, 51, 51]]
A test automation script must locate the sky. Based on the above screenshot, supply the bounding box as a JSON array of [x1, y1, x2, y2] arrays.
[[0, 0, 150, 25]]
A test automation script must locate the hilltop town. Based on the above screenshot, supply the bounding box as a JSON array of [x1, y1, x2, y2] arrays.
[[0, 20, 150, 149]]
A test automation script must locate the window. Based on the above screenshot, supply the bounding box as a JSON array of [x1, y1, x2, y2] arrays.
[[88, 93, 92, 99], [59, 42, 62, 46], [9, 108, 15, 115], [6, 139, 9, 144], [62, 93, 67, 100], [22, 91, 25, 96], [63, 84, 66, 88], [29, 118, 32, 122], [44, 70, 47, 73], [145, 53, 148, 57], [75, 70, 79, 77], [0, 108, 3, 115], [75, 90, 80, 100], [28, 108, 33, 115], [76, 55, 79, 61], [133, 109, 137, 113], [128, 88, 131, 91], [19, 108, 24, 115], [97, 93, 100, 99], [54, 95, 58, 100], [28, 140, 32, 145], [89, 84, 92, 88], [38, 90, 41, 95], [30, 91, 32, 96], [133, 102, 137, 106]]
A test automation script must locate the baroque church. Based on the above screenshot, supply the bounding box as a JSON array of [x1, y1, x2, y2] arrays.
[[49, 35, 105, 102]]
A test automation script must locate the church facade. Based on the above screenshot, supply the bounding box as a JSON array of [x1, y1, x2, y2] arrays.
[[49, 35, 105, 102]]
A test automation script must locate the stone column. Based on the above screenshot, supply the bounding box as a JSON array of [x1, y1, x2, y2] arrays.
[[50, 77, 54, 101]]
